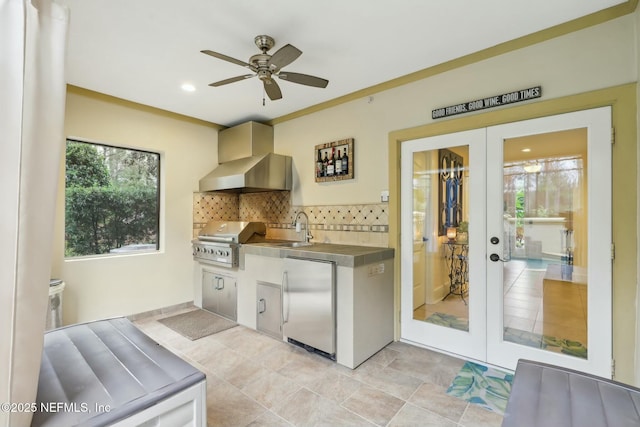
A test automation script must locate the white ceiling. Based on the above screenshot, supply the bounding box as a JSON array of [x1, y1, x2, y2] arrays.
[[58, 0, 625, 127]]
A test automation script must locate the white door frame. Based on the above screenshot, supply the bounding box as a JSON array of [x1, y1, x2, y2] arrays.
[[400, 107, 612, 377]]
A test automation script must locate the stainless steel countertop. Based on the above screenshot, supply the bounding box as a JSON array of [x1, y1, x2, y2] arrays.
[[241, 241, 395, 268]]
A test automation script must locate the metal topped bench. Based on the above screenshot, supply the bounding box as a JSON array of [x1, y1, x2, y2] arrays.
[[32, 318, 206, 427], [502, 359, 640, 427]]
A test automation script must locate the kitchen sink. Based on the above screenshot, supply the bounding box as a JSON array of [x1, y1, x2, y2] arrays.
[[275, 241, 314, 248]]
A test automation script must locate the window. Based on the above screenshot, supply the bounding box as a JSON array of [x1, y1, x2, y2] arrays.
[[65, 139, 160, 257]]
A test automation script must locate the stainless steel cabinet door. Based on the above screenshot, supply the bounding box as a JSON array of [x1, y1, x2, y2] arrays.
[[202, 271, 218, 314], [217, 274, 237, 321], [282, 257, 335, 355], [202, 270, 237, 321], [257, 282, 282, 339]]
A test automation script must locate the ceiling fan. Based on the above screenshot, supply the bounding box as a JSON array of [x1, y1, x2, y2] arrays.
[[201, 35, 329, 101]]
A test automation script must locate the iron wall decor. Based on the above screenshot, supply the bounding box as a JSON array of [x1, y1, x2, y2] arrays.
[[315, 138, 354, 182], [438, 148, 464, 236]]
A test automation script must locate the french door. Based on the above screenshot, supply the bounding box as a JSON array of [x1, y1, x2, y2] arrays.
[[401, 107, 612, 377]]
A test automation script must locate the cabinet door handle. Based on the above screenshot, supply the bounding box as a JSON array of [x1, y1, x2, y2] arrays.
[[215, 276, 224, 290], [258, 298, 266, 314], [282, 271, 289, 324]]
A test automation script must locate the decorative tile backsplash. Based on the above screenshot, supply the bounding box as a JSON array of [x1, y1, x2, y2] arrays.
[[193, 192, 239, 224], [193, 191, 389, 246], [239, 191, 292, 224]]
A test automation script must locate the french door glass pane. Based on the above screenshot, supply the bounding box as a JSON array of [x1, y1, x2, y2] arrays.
[[502, 129, 588, 359], [412, 145, 470, 332]]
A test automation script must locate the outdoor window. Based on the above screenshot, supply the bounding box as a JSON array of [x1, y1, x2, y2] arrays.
[[65, 139, 160, 257]]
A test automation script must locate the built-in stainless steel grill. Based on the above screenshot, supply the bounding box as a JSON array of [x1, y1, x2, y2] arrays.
[[192, 221, 266, 267]]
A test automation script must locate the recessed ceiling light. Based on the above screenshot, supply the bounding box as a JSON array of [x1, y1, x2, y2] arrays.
[[521, 148, 531, 152], [181, 83, 196, 92]]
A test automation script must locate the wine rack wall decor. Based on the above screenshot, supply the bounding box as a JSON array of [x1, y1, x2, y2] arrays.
[[315, 138, 354, 182]]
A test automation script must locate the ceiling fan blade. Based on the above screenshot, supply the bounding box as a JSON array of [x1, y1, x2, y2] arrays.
[[267, 44, 302, 71], [263, 79, 282, 101], [278, 71, 329, 88], [209, 74, 255, 87], [201, 50, 257, 71]]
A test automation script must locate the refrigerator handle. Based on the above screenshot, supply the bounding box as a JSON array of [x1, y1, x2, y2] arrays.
[[282, 270, 289, 324]]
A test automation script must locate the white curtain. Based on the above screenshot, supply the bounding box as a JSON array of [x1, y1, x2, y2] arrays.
[[0, 0, 68, 425]]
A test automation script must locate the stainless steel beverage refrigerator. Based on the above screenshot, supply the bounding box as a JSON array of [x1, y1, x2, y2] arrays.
[[282, 257, 336, 357]]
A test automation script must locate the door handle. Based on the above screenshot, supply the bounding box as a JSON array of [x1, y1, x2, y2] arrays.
[[258, 298, 266, 314], [215, 276, 224, 290]]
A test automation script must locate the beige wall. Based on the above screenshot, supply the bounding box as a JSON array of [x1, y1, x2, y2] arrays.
[[274, 15, 638, 382], [275, 15, 636, 207], [52, 86, 218, 324]]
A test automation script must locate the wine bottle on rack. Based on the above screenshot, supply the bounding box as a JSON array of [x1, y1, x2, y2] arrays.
[[316, 150, 323, 178], [322, 151, 329, 177], [335, 149, 343, 175], [342, 147, 349, 175], [327, 148, 335, 176]]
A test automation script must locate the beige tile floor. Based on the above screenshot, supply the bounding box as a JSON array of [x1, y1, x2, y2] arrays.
[[414, 259, 588, 350], [133, 309, 503, 427]]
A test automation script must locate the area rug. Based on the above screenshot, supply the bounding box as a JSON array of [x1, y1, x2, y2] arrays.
[[446, 361, 513, 415], [158, 309, 237, 340]]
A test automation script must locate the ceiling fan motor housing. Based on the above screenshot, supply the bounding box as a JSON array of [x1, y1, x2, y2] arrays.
[[254, 35, 275, 52]]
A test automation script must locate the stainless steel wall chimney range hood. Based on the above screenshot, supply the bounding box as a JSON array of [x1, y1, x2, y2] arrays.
[[199, 121, 292, 193]]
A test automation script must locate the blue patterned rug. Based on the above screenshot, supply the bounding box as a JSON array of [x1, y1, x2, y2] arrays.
[[446, 361, 513, 415]]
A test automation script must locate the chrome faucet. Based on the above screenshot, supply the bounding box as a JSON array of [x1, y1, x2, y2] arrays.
[[293, 211, 313, 243]]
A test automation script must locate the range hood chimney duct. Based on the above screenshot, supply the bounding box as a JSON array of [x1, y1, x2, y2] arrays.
[[199, 121, 292, 193]]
